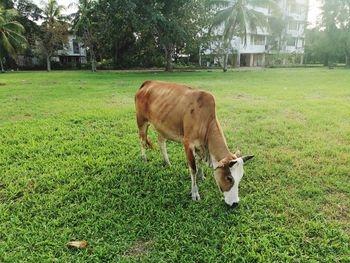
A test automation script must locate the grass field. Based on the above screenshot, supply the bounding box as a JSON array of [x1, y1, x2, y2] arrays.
[[0, 69, 349, 262]]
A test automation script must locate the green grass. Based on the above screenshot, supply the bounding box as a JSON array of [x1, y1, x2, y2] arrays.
[[0, 69, 349, 262]]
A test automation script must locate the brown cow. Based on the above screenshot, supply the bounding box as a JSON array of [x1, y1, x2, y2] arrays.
[[135, 80, 253, 207]]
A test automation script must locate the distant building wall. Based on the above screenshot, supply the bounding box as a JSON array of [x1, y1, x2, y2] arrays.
[[206, 0, 309, 67], [55, 35, 87, 68]]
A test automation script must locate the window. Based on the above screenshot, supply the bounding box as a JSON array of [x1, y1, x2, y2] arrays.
[[73, 39, 80, 54], [288, 21, 298, 31], [250, 34, 266, 45], [288, 2, 306, 16], [298, 38, 305, 48], [287, 37, 297, 47], [298, 5, 306, 16]]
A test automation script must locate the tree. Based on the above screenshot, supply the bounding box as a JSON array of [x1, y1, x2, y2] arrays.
[[267, 12, 289, 52], [210, 0, 277, 71], [65, 0, 210, 70], [144, 0, 208, 71], [70, 0, 99, 71], [0, 0, 14, 9], [0, 6, 27, 72], [334, 0, 350, 67], [13, 0, 42, 68], [40, 0, 68, 71], [93, 0, 139, 69], [320, 0, 350, 67], [174, 0, 213, 67], [14, 0, 42, 43]]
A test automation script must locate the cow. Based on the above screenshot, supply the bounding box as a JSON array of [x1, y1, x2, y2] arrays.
[[134, 80, 254, 207]]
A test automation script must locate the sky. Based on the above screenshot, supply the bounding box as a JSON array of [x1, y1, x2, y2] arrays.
[[308, 0, 322, 27], [33, 0, 322, 27], [33, 0, 77, 12]]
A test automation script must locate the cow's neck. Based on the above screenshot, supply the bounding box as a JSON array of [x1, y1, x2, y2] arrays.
[[207, 119, 231, 166]]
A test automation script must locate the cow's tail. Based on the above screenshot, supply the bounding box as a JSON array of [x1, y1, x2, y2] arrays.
[[135, 81, 154, 149]]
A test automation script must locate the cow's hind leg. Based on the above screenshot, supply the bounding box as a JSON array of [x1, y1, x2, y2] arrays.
[[158, 134, 171, 167], [197, 161, 205, 180], [184, 142, 200, 201], [137, 115, 153, 161]]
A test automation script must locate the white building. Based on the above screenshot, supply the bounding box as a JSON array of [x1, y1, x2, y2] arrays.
[[55, 35, 87, 68], [207, 0, 309, 67]]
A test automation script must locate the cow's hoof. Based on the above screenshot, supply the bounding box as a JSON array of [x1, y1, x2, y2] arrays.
[[191, 192, 201, 201], [163, 162, 171, 167], [198, 174, 206, 180], [141, 155, 147, 162], [197, 167, 205, 180]]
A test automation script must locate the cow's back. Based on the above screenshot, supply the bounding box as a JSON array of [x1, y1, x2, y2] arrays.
[[135, 80, 216, 143]]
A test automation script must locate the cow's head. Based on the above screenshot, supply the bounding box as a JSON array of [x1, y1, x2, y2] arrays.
[[214, 151, 254, 208]]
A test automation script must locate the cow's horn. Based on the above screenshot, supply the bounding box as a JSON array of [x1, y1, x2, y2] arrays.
[[242, 155, 254, 163]]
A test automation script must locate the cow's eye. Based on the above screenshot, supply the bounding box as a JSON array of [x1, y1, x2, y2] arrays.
[[227, 175, 234, 184]]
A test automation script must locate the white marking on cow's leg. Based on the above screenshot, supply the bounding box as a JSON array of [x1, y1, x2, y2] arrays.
[[158, 134, 171, 166], [139, 123, 149, 161], [197, 160, 205, 180], [185, 143, 200, 201], [207, 154, 213, 168], [140, 139, 147, 161], [190, 169, 200, 201]]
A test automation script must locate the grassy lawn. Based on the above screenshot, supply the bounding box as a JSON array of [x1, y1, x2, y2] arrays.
[[0, 68, 349, 262]]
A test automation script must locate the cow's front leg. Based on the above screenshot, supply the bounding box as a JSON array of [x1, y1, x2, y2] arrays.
[[184, 143, 200, 201]]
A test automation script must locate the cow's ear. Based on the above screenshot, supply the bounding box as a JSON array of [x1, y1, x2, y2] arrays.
[[217, 157, 229, 168], [234, 150, 241, 158]]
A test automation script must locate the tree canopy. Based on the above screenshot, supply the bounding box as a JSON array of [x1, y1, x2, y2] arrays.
[[1, 0, 349, 70], [0, 6, 27, 72]]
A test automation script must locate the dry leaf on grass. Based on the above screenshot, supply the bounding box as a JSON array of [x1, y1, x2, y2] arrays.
[[124, 240, 153, 257], [66, 241, 89, 248]]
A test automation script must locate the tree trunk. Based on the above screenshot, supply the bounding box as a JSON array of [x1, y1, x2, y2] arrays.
[[223, 53, 228, 72], [114, 44, 118, 68], [346, 53, 350, 68], [198, 45, 202, 67], [0, 58, 4, 73], [47, 55, 51, 72], [164, 44, 174, 72], [323, 53, 329, 67], [92, 59, 97, 72], [90, 50, 97, 72], [235, 50, 241, 68]]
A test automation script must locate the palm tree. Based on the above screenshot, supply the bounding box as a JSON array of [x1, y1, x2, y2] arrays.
[[70, 0, 98, 72], [40, 0, 68, 71], [42, 0, 66, 25], [0, 7, 27, 72], [211, 0, 278, 71]]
